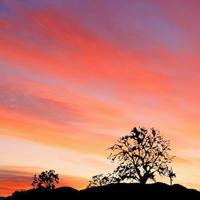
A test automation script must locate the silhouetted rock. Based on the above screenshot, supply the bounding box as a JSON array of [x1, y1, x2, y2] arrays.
[[5, 183, 200, 200]]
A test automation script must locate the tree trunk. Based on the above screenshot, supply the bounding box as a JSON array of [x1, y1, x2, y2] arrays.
[[139, 176, 148, 184]]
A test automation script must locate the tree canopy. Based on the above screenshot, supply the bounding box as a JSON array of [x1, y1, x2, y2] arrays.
[[89, 126, 175, 187], [108, 127, 174, 184], [32, 170, 59, 189]]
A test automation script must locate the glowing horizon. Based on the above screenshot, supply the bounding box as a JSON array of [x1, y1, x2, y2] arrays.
[[0, 0, 200, 196]]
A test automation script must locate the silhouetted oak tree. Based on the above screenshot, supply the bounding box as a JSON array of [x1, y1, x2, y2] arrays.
[[108, 127, 174, 184], [32, 170, 59, 189]]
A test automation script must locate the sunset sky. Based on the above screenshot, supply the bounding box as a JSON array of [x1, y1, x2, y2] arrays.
[[0, 0, 200, 196]]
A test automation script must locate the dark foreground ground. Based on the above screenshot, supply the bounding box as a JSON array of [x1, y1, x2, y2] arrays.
[[4, 183, 200, 200]]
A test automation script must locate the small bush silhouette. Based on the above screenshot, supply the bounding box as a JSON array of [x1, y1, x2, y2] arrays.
[[32, 170, 59, 189], [88, 174, 110, 188], [167, 168, 176, 185]]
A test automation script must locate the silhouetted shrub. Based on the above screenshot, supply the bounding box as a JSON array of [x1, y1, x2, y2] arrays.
[[167, 167, 176, 185]]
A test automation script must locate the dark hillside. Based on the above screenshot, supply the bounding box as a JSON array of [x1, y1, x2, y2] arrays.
[[6, 187, 79, 200], [6, 183, 200, 200], [81, 183, 200, 199]]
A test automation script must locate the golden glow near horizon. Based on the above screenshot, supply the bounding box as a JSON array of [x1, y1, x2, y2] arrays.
[[0, 0, 200, 196]]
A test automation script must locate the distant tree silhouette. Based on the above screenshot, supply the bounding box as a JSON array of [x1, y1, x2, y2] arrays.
[[32, 170, 59, 189], [167, 168, 176, 185], [108, 127, 175, 184]]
